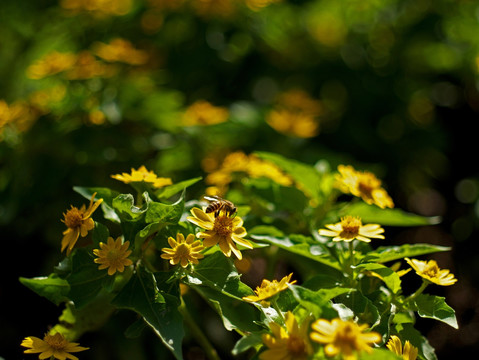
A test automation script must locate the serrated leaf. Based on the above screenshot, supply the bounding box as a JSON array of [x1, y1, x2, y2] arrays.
[[252, 234, 341, 271], [366, 244, 451, 264], [290, 285, 351, 318], [19, 274, 69, 305], [112, 266, 184, 360], [395, 323, 437, 360], [145, 191, 184, 224], [357, 263, 402, 294], [232, 333, 263, 355], [414, 294, 458, 329], [337, 202, 440, 226], [73, 186, 120, 207], [336, 291, 380, 327]]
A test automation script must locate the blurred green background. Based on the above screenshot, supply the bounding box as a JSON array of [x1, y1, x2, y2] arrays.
[[1, 0, 478, 358]]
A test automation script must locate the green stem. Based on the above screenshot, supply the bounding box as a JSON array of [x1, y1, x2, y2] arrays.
[[405, 281, 429, 304], [270, 297, 285, 324], [179, 298, 220, 360]]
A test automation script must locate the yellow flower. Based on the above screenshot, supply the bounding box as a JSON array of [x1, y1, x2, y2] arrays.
[[405, 258, 457, 286], [386, 335, 418, 360], [335, 165, 394, 209], [92, 38, 149, 65], [243, 273, 296, 306], [266, 109, 319, 138], [245, 0, 282, 12], [93, 237, 133, 275], [111, 165, 173, 189], [26, 51, 77, 79], [61, 193, 103, 255], [182, 100, 229, 126], [161, 233, 204, 268], [260, 311, 312, 360], [21, 332, 88, 360], [187, 207, 252, 260], [310, 318, 381, 360], [318, 216, 385, 243]]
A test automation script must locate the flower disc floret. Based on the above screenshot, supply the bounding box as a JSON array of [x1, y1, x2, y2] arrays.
[[93, 237, 133, 275], [21, 332, 88, 360], [61, 192, 103, 255], [161, 233, 204, 268], [310, 318, 381, 360], [405, 258, 457, 286], [386, 335, 418, 360], [318, 216, 385, 243], [260, 311, 312, 360], [243, 273, 296, 306], [186, 207, 252, 260], [335, 165, 394, 209]]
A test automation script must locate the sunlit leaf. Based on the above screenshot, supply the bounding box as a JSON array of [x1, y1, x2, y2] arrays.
[[19, 274, 69, 306], [155, 177, 202, 200], [365, 244, 451, 264], [413, 294, 458, 329], [356, 263, 402, 294]]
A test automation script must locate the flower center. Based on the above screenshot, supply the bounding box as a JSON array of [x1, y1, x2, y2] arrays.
[[287, 335, 306, 356], [358, 174, 379, 197], [213, 216, 234, 237], [423, 262, 440, 278], [340, 216, 361, 235], [175, 243, 191, 257], [44, 334, 67, 350], [335, 323, 358, 351], [106, 249, 122, 264], [64, 207, 84, 228]]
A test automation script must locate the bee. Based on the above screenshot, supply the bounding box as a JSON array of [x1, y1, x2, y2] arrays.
[[204, 195, 237, 218]]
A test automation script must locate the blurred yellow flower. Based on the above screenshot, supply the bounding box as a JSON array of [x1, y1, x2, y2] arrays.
[[191, 0, 236, 18], [266, 89, 322, 138], [62, 193, 103, 255], [111, 165, 173, 188], [405, 258, 457, 286], [161, 233, 204, 268], [182, 100, 229, 126], [310, 318, 381, 360], [21, 332, 88, 360], [92, 38, 149, 65], [245, 0, 282, 12], [65, 51, 117, 80], [60, 0, 132, 16], [335, 164, 394, 209], [243, 273, 296, 306], [0, 100, 38, 136], [318, 216, 385, 243], [26, 51, 76, 79], [93, 237, 133, 275], [260, 311, 312, 360], [386, 335, 418, 360], [187, 207, 252, 259]]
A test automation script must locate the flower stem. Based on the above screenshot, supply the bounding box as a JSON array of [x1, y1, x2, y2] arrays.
[[405, 281, 429, 304], [179, 297, 220, 360]]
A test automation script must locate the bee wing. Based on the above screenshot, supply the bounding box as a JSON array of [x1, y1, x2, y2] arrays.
[[204, 195, 221, 202]]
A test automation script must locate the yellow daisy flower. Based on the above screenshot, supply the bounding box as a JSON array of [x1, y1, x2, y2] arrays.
[[161, 233, 204, 268], [386, 335, 418, 360], [93, 237, 133, 275], [260, 311, 313, 360], [243, 273, 296, 306], [310, 318, 381, 360], [21, 332, 88, 360], [61, 193, 103, 255], [405, 258, 457, 286], [182, 100, 229, 126], [335, 165, 394, 209], [111, 165, 172, 189], [318, 216, 385, 243], [186, 207, 253, 260]]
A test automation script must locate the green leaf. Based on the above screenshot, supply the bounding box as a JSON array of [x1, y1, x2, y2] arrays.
[[73, 186, 120, 207], [254, 151, 333, 203], [145, 191, 185, 224], [19, 274, 69, 305], [356, 263, 402, 294], [66, 249, 107, 309], [112, 266, 184, 360], [336, 291, 380, 327], [155, 177, 202, 200], [395, 323, 437, 360], [337, 202, 440, 226], [252, 234, 341, 271], [113, 193, 148, 221], [92, 221, 110, 247], [290, 285, 351, 318], [366, 244, 451, 264], [413, 294, 458, 329], [232, 333, 263, 355], [360, 349, 402, 360]]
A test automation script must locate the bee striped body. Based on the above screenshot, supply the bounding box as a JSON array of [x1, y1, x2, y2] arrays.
[[204, 195, 237, 218]]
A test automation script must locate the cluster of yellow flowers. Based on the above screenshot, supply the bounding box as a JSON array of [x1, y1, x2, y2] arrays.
[[59, 0, 133, 17], [26, 39, 148, 81], [266, 89, 323, 138], [0, 100, 38, 139], [204, 151, 293, 195], [182, 100, 229, 126]]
